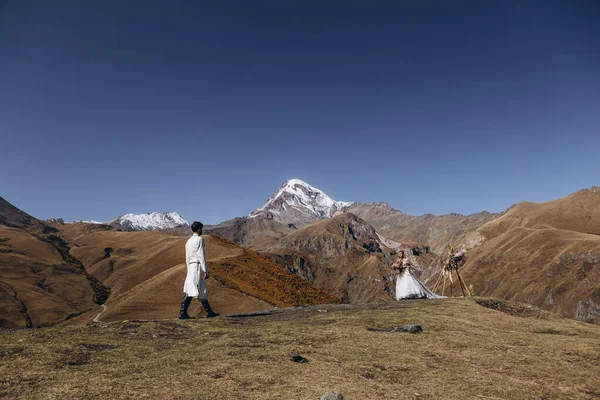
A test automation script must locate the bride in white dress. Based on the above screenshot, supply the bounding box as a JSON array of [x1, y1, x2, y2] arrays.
[[391, 250, 443, 300]]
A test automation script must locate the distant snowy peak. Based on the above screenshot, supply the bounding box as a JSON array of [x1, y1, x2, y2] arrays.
[[249, 179, 353, 225], [108, 212, 189, 231], [74, 220, 104, 224]]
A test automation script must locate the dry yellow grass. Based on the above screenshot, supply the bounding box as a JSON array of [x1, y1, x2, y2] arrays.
[[1, 298, 599, 399]]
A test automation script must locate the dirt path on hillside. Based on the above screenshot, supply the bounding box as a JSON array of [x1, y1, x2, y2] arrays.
[[93, 304, 107, 323]]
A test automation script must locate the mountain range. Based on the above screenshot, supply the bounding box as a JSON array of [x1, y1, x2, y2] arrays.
[[71, 212, 189, 231], [205, 180, 600, 323], [1, 180, 599, 328]]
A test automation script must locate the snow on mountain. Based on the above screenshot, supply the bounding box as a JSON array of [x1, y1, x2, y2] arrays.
[[249, 179, 353, 225], [107, 212, 189, 231]]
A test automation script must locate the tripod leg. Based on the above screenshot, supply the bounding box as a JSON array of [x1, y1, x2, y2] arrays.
[[442, 275, 447, 297], [433, 271, 443, 293], [456, 270, 471, 297]]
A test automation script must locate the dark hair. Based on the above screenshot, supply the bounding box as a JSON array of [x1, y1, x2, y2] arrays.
[[191, 221, 204, 233]]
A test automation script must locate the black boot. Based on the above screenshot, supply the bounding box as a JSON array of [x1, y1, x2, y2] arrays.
[[178, 295, 193, 319], [200, 299, 219, 318]]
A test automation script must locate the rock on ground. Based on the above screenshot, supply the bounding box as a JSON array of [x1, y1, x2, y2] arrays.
[[392, 324, 423, 333]]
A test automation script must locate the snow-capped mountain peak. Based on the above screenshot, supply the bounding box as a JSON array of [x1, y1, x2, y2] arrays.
[[249, 179, 352, 224], [108, 212, 189, 231]]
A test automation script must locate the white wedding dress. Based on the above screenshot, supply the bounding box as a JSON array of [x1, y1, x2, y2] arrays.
[[395, 261, 443, 300]]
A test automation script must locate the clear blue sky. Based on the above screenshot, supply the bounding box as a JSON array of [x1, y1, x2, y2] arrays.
[[1, 1, 599, 224]]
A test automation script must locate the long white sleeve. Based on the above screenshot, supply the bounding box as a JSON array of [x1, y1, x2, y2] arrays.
[[185, 242, 191, 266], [197, 237, 207, 273]]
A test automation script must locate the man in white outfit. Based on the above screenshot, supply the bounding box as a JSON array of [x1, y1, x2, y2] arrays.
[[178, 221, 219, 319]]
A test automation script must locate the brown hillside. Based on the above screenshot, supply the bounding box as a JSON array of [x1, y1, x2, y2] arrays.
[[458, 228, 600, 323], [262, 213, 435, 303], [0, 199, 107, 329], [480, 186, 600, 238], [203, 216, 296, 248], [59, 225, 340, 323], [439, 187, 600, 323], [75, 266, 272, 323], [0, 225, 98, 328], [0, 196, 46, 232]]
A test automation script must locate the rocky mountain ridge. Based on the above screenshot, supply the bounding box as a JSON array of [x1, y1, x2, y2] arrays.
[[345, 202, 499, 255]]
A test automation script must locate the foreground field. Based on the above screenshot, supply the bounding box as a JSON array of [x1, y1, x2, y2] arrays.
[[1, 298, 599, 399]]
